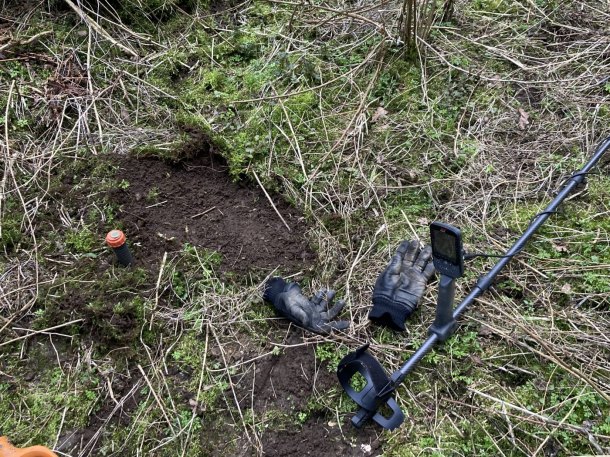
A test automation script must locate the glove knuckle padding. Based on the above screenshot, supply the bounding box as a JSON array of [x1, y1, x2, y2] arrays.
[[403, 240, 420, 265], [369, 240, 435, 331], [263, 277, 348, 334]]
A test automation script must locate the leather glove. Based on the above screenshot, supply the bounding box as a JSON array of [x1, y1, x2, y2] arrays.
[[369, 240, 435, 331], [263, 277, 349, 334]]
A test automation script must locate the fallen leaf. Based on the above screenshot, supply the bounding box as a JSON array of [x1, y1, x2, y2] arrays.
[[371, 106, 388, 123], [518, 108, 529, 130], [561, 283, 572, 294], [471, 355, 483, 365], [478, 325, 493, 336], [551, 240, 568, 253]]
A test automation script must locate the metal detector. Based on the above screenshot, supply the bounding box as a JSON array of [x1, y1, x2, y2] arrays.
[[338, 136, 610, 430]]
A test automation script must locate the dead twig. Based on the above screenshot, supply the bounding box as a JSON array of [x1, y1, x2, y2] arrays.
[[0, 31, 53, 52], [137, 364, 176, 433], [252, 170, 292, 232], [63, 0, 139, 58], [0, 319, 84, 347], [190, 206, 216, 219]]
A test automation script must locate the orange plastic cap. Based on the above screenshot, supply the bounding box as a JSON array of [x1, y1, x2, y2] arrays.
[[105, 229, 126, 248], [0, 436, 58, 457]]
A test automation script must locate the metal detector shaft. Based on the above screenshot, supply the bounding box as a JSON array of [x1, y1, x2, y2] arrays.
[[390, 136, 610, 386], [340, 137, 610, 430]]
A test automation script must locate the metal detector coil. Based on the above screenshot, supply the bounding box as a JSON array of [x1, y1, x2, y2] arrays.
[[337, 344, 404, 430]]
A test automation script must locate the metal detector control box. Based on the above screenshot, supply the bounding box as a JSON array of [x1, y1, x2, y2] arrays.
[[430, 222, 464, 279]]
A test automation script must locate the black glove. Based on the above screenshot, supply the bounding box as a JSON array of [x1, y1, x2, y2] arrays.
[[369, 240, 435, 331], [263, 277, 349, 334]]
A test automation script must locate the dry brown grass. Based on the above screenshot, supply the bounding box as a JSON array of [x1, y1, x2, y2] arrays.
[[0, 0, 609, 455]]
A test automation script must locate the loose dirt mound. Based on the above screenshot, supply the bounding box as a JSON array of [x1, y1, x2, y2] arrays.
[[262, 418, 381, 457], [113, 150, 316, 275], [237, 330, 381, 456], [245, 333, 335, 413]]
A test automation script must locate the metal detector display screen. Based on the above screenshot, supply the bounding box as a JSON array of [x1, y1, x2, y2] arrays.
[[431, 227, 458, 264]]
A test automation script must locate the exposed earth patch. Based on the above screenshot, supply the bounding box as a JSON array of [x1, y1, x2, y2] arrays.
[[238, 331, 335, 413], [261, 417, 381, 457], [112, 146, 316, 276], [235, 329, 382, 456]]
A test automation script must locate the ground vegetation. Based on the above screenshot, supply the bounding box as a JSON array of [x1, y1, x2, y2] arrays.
[[0, 0, 609, 455]]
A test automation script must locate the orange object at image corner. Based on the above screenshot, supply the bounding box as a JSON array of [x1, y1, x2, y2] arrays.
[[0, 437, 58, 457]]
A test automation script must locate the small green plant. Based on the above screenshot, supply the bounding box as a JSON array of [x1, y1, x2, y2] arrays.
[[297, 411, 308, 423], [65, 227, 96, 254], [171, 270, 189, 300], [315, 343, 349, 372], [349, 372, 367, 392], [146, 186, 160, 202], [171, 334, 208, 369], [447, 331, 481, 359], [16, 118, 30, 129]]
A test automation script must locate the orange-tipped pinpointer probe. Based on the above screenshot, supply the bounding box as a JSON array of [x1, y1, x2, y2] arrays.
[[105, 229, 133, 266], [0, 436, 58, 457]]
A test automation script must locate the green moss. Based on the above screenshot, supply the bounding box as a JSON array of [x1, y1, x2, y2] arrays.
[[36, 265, 151, 349], [171, 334, 207, 368], [383, 191, 432, 223], [108, 0, 209, 31], [201, 68, 227, 91], [0, 214, 22, 251], [65, 227, 97, 254], [0, 365, 100, 448], [279, 91, 318, 121]]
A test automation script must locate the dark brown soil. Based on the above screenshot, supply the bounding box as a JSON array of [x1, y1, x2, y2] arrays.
[[236, 330, 382, 456], [262, 417, 381, 457], [241, 331, 335, 413], [112, 149, 316, 276]]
